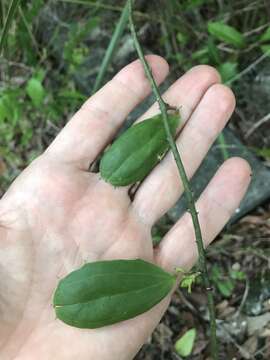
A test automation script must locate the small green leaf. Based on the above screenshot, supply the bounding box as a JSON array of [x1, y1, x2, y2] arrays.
[[260, 44, 270, 56], [230, 269, 246, 281], [0, 92, 21, 122], [208, 22, 246, 48], [208, 38, 221, 64], [26, 77, 45, 107], [211, 265, 235, 297], [217, 280, 234, 297], [260, 27, 270, 42], [180, 272, 201, 293], [176, 32, 188, 45], [100, 112, 180, 186], [191, 47, 209, 63], [218, 62, 238, 83], [53, 259, 176, 329], [175, 328, 197, 357]]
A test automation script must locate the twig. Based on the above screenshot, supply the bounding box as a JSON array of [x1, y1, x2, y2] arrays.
[[128, 1, 218, 359], [234, 278, 249, 317], [92, 0, 129, 93], [226, 49, 270, 86], [176, 289, 202, 318], [221, 324, 253, 360], [245, 112, 270, 139]]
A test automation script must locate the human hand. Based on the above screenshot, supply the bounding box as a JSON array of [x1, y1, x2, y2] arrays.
[[0, 56, 251, 360]]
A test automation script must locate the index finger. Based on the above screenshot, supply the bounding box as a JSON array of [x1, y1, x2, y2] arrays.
[[45, 55, 169, 169]]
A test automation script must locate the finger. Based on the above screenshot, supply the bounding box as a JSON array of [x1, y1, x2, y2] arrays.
[[45, 55, 169, 169], [135, 64, 220, 124], [154, 157, 252, 272], [133, 83, 235, 225]]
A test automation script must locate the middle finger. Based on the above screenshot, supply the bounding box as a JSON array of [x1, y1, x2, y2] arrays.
[[133, 82, 235, 225]]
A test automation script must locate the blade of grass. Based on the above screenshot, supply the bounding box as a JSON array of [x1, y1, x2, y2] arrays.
[[92, 0, 129, 93], [217, 132, 229, 160], [18, 5, 42, 58], [0, 0, 21, 55], [58, 0, 149, 19], [58, 0, 123, 12]]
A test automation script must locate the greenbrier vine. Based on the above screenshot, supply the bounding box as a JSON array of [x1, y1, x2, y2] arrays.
[[128, 1, 218, 358]]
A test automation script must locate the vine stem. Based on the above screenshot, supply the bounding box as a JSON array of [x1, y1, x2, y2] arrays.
[[128, 1, 218, 358]]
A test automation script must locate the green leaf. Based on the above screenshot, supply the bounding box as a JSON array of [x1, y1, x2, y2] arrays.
[[230, 269, 246, 281], [260, 27, 270, 42], [176, 32, 188, 45], [100, 111, 180, 186], [261, 44, 270, 56], [26, 78, 45, 107], [0, 91, 21, 122], [191, 47, 209, 63], [175, 328, 197, 357], [208, 37, 221, 64], [53, 259, 176, 329], [218, 62, 238, 83], [208, 22, 246, 48], [180, 272, 201, 293], [217, 279, 234, 297], [211, 265, 235, 297], [0, 97, 9, 121]]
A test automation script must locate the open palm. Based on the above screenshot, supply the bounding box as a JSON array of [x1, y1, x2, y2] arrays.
[[0, 56, 250, 360]]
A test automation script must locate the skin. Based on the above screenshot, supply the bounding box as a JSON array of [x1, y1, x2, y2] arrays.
[[0, 56, 251, 360]]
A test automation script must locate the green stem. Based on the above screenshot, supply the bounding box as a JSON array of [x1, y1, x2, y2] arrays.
[[128, 1, 218, 359], [92, 0, 129, 94]]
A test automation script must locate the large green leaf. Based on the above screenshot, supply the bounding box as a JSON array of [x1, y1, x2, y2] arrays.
[[53, 259, 176, 329], [208, 22, 245, 48], [100, 112, 180, 186]]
